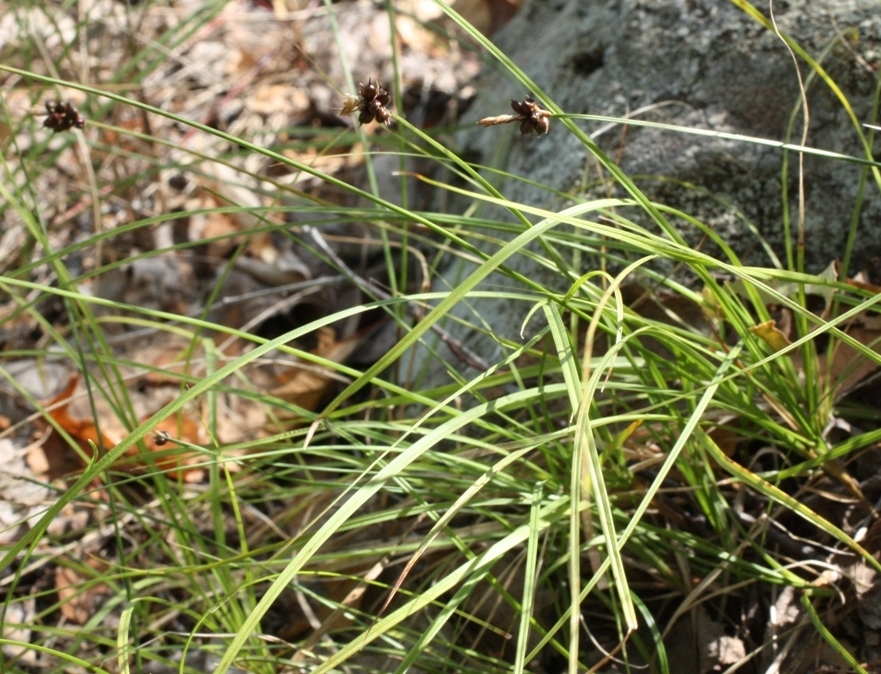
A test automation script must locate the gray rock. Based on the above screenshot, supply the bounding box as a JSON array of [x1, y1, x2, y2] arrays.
[[420, 0, 881, 383]]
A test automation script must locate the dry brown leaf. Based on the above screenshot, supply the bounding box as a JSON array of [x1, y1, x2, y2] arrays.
[[201, 208, 242, 260], [270, 327, 356, 413], [845, 276, 881, 294], [25, 443, 51, 476], [40, 319, 361, 481], [144, 413, 207, 482], [46, 377, 118, 454], [749, 319, 792, 352], [55, 557, 110, 625], [707, 426, 740, 459], [251, 83, 310, 117], [820, 323, 881, 396], [44, 376, 207, 481]]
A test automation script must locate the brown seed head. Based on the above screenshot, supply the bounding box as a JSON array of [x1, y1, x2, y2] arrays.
[[481, 95, 550, 136], [346, 78, 392, 126], [359, 79, 379, 102], [42, 100, 85, 133]]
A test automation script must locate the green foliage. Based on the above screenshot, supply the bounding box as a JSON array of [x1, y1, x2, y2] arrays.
[[2, 1, 881, 673]]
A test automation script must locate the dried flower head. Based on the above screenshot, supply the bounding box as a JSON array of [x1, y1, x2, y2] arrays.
[[339, 94, 362, 116], [153, 430, 171, 446], [478, 95, 551, 136], [340, 78, 392, 126], [42, 100, 85, 133]]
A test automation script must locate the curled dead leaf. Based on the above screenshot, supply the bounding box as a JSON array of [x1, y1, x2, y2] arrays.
[[44, 376, 207, 482], [749, 320, 791, 353]]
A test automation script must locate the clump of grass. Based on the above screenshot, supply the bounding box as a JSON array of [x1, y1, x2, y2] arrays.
[[1, 1, 881, 673]]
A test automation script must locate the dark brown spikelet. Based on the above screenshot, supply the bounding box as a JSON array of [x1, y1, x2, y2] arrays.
[[478, 95, 551, 136], [42, 101, 85, 133], [373, 106, 391, 126], [341, 78, 392, 126], [360, 79, 379, 102], [510, 98, 533, 116], [373, 87, 390, 107], [510, 96, 550, 136], [533, 115, 550, 135]]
